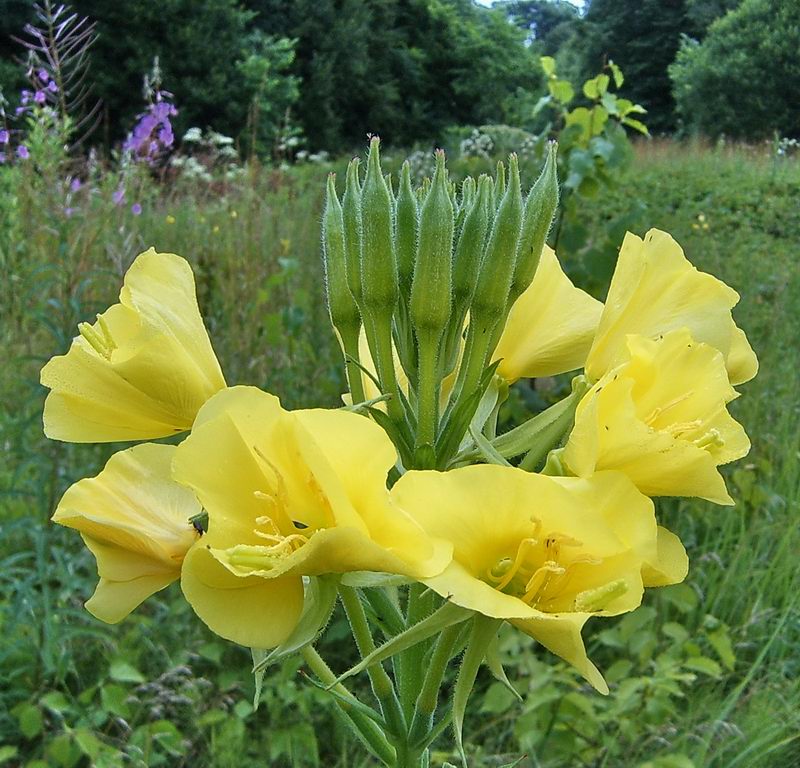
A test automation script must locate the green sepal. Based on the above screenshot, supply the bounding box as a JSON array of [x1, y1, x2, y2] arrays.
[[329, 602, 472, 687], [468, 425, 511, 467], [251, 576, 340, 708], [485, 631, 522, 703], [342, 158, 364, 307], [453, 616, 503, 767]]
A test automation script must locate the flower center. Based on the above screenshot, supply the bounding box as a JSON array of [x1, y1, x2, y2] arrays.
[[78, 314, 117, 360], [484, 516, 598, 610]]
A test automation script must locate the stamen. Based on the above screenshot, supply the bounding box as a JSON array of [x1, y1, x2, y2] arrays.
[[78, 317, 115, 360], [574, 579, 629, 612], [644, 391, 695, 425], [693, 428, 725, 450]]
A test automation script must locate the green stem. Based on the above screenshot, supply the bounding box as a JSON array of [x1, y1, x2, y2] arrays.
[[300, 646, 396, 766], [365, 310, 405, 423], [397, 584, 435, 720], [415, 329, 442, 451], [339, 586, 407, 739], [408, 624, 462, 745]]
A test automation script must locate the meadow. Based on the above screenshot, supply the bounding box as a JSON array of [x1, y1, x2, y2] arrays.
[[1, 140, 798, 768]]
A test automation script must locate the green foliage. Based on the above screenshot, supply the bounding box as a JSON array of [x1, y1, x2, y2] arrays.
[[501, 0, 581, 55], [670, 0, 800, 140]]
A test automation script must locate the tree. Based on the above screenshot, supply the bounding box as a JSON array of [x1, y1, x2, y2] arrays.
[[670, 0, 800, 139], [564, 0, 689, 133], [500, 0, 581, 55]]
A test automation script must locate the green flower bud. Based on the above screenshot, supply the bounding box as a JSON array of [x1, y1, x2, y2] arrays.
[[453, 175, 491, 310], [396, 161, 418, 296], [410, 150, 454, 335], [493, 160, 506, 208], [460, 176, 476, 211], [471, 155, 523, 327], [360, 137, 398, 314], [322, 174, 360, 334], [342, 158, 364, 307], [509, 143, 559, 303]]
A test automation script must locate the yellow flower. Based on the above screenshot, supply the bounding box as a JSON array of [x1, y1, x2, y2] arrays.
[[51, 443, 200, 623], [561, 329, 750, 504], [173, 386, 451, 648], [391, 465, 687, 693], [585, 229, 757, 385], [493, 246, 603, 382], [41, 249, 226, 442]]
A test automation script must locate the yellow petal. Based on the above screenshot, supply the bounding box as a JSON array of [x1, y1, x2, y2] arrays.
[[727, 326, 759, 386], [494, 246, 603, 382], [181, 545, 304, 647], [41, 249, 225, 442], [52, 443, 201, 622], [641, 526, 689, 588], [564, 330, 749, 504], [586, 230, 757, 385], [510, 613, 608, 694]]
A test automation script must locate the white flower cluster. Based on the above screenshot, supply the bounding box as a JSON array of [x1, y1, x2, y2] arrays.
[[170, 128, 244, 182]]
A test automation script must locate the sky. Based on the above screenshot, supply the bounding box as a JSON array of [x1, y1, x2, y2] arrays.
[[476, 0, 586, 8]]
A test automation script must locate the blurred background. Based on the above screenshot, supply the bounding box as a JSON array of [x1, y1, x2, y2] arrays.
[[0, 1, 798, 766]]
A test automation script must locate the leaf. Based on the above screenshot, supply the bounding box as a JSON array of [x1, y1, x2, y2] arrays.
[[0, 747, 19, 765], [252, 576, 339, 708], [548, 79, 574, 104], [707, 627, 736, 671], [583, 74, 610, 100], [453, 616, 503, 766], [16, 703, 43, 739], [109, 660, 145, 684], [330, 602, 472, 686], [684, 656, 722, 678], [484, 632, 522, 702], [540, 56, 556, 77], [608, 61, 624, 88], [622, 117, 649, 135], [469, 425, 511, 466]]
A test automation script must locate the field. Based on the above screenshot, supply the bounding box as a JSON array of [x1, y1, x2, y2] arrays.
[[1, 140, 798, 767]]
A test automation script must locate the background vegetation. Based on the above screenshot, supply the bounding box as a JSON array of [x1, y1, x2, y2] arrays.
[[1, 0, 798, 766]]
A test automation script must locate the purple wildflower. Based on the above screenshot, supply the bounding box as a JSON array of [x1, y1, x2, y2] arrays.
[[0, 129, 8, 144], [17, 145, 30, 160], [123, 90, 178, 163], [70, 178, 82, 192], [38, 69, 50, 83], [131, 203, 143, 216], [34, 90, 46, 105], [112, 187, 125, 205], [48, 80, 58, 94], [0, 152, 6, 164], [20, 90, 32, 105], [64, 207, 75, 218]]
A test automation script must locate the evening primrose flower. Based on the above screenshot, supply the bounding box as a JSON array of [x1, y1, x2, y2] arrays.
[[52, 444, 201, 623], [493, 245, 603, 382], [173, 386, 451, 648], [585, 229, 758, 385], [560, 329, 749, 504], [392, 465, 687, 692], [41, 249, 226, 442]]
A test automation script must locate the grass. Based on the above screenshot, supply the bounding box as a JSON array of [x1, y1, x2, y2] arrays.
[[0, 139, 798, 767]]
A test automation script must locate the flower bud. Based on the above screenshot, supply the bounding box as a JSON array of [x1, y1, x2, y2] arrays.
[[322, 174, 360, 334], [396, 161, 418, 297], [360, 137, 398, 315], [410, 150, 454, 335], [471, 155, 523, 327], [494, 160, 506, 208], [508, 142, 559, 303], [342, 158, 364, 307], [453, 175, 491, 310]]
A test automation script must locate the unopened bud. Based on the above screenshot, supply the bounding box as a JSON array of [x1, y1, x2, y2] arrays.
[[360, 137, 398, 314], [396, 161, 418, 296], [342, 158, 364, 307], [453, 175, 491, 309], [410, 150, 453, 334], [323, 174, 360, 333], [494, 160, 506, 207], [509, 143, 559, 302], [471, 155, 523, 326]]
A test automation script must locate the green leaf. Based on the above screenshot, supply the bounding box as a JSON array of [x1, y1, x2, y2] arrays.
[[608, 61, 624, 88], [109, 660, 145, 684], [73, 729, 103, 760], [484, 631, 522, 703], [0, 747, 18, 765], [622, 117, 649, 135], [707, 627, 736, 670], [40, 692, 70, 713], [548, 79, 574, 104], [583, 74, 610, 100], [684, 656, 722, 678], [16, 703, 43, 739], [100, 684, 131, 718], [252, 576, 339, 708], [453, 616, 503, 766], [540, 56, 556, 77], [330, 602, 472, 686]]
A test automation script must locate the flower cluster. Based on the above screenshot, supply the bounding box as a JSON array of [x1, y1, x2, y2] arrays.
[[42, 141, 756, 765], [123, 91, 177, 162]]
